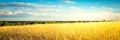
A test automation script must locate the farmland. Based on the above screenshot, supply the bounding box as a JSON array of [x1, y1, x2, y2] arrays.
[[0, 21, 120, 40]]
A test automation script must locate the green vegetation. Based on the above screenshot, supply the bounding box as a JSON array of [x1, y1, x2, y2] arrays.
[[23, 22, 27, 25], [0, 20, 114, 26], [78, 20, 82, 23], [45, 21, 56, 24], [0, 21, 3, 26], [4, 22, 10, 26], [16, 22, 22, 26], [102, 20, 113, 22]]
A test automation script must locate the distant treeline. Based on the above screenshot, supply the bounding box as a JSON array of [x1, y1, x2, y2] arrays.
[[0, 20, 113, 26]]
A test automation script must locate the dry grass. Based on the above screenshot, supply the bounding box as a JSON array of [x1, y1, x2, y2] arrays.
[[0, 21, 120, 40]]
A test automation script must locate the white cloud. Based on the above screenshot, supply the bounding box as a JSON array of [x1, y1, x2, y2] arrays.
[[102, 7, 106, 8], [0, 10, 13, 15], [10, 2, 25, 4], [64, 0, 75, 4], [0, 2, 120, 21], [115, 8, 120, 11], [101, 7, 113, 13], [91, 6, 96, 8], [0, 10, 23, 15], [0, 10, 6, 14], [90, 7, 114, 14], [0, 2, 43, 8], [0, 2, 62, 15]]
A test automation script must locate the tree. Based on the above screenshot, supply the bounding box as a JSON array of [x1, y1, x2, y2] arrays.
[[9, 23, 15, 26], [23, 22, 27, 25], [17, 22, 22, 26], [78, 20, 82, 23], [102, 20, 106, 22], [34, 21, 39, 24], [4, 22, 10, 26], [0, 21, 3, 26]]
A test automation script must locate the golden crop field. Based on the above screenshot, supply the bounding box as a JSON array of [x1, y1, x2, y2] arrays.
[[0, 21, 120, 40]]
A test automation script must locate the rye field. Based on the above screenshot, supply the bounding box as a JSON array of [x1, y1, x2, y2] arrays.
[[0, 21, 120, 40]]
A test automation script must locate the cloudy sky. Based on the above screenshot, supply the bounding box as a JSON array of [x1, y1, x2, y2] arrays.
[[0, 0, 120, 21]]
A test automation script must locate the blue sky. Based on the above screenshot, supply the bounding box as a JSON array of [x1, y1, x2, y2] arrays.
[[0, 0, 120, 21]]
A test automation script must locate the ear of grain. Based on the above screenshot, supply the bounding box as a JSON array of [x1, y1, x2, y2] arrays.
[[0, 21, 120, 40]]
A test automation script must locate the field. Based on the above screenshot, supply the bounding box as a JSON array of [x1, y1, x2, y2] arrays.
[[0, 21, 120, 40]]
